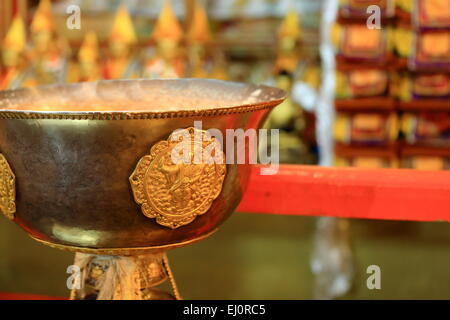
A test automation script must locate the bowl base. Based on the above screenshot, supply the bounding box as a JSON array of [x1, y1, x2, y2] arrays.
[[29, 228, 218, 256]]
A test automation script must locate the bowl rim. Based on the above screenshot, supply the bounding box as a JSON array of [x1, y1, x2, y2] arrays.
[[0, 79, 287, 120]]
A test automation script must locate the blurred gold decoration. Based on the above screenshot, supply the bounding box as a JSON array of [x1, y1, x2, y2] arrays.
[[418, 33, 450, 61], [31, 0, 54, 34], [152, 0, 183, 44], [401, 112, 450, 147], [388, 113, 399, 142], [3, 16, 26, 54], [334, 113, 350, 143], [269, 8, 314, 164], [393, 28, 413, 58], [335, 156, 398, 168], [302, 66, 321, 90], [79, 32, 99, 64], [186, 0, 212, 46], [143, 0, 185, 79], [353, 157, 386, 169], [331, 23, 342, 49], [31, 0, 54, 54], [396, 0, 413, 13], [105, 5, 138, 79], [336, 70, 389, 99], [210, 64, 228, 80], [414, 74, 450, 97], [0, 154, 16, 221], [186, 0, 213, 78], [210, 51, 229, 80], [274, 55, 300, 75], [401, 113, 415, 136], [277, 9, 302, 42], [413, 157, 444, 170], [343, 26, 383, 58], [334, 113, 398, 144], [232, 0, 247, 16], [110, 5, 137, 45], [275, 9, 303, 74], [75, 32, 101, 82], [418, 0, 450, 28], [0, 16, 35, 89], [28, 0, 68, 85], [266, 75, 298, 128], [398, 74, 412, 101]]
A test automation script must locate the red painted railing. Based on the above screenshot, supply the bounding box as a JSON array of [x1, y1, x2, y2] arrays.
[[238, 165, 450, 222]]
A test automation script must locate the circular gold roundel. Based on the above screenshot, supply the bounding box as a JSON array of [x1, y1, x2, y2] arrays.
[[130, 127, 226, 229]]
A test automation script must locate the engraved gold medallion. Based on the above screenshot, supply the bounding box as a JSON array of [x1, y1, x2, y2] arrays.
[[0, 153, 16, 220], [130, 127, 226, 229]]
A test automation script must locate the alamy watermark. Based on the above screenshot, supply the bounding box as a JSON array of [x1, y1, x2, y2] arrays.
[[366, 264, 381, 290], [169, 121, 279, 175], [66, 5, 81, 30], [367, 5, 381, 29], [66, 264, 81, 290]]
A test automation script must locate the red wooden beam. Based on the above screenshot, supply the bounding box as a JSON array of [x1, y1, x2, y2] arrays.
[[237, 165, 450, 222], [12, 0, 18, 17], [0, 292, 65, 300]]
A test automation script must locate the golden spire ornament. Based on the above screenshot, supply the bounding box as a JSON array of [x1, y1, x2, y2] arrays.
[[110, 5, 137, 45], [186, 0, 212, 46], [277, 8, 302, 42], [79, 32, 99, 63], [0, 16, 30, 90], [76, 31, 101, 82], [185, 0, 212, 78], [3, 16, 26, 57], [142, 0, 185, 79], [30, 0, 56, 55], [29, 0, 69, 86], [31, 0, 55, 34], [152, 0, 183, 44], [210, 51, 229, 80], [105, 5, 139, 79], [274, 8, 303, 74]]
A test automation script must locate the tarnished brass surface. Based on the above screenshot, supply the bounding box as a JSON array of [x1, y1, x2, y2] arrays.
[[0, 153, 15, 220], [0, 79, 285, 252]]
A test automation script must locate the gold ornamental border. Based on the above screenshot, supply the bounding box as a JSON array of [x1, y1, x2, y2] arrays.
[[0, 99, 284, 120], [29, 228, 218, 256]]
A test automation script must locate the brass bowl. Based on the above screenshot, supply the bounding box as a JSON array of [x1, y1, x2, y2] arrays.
[[0, 79, 285, 254]]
